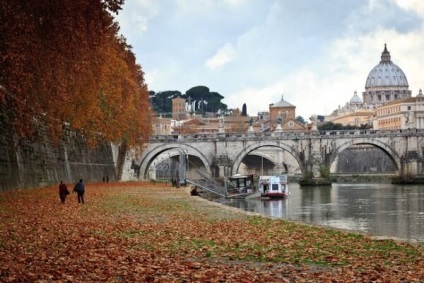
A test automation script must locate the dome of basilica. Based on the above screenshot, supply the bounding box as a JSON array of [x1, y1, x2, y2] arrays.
[[362, 44, 411, 106], [365, 44, 408, 89]]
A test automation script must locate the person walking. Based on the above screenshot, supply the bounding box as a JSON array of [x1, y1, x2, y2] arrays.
[[73, 179, 85, 204], [58, 181, 69, 204]]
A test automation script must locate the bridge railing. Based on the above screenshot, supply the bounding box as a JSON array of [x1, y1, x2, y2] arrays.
[[149, 129, 424, 142]]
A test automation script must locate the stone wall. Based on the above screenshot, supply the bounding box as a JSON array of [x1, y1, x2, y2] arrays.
[[0, 124, 119, 191]]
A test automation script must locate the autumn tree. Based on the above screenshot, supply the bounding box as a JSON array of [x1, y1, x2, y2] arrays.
[[0, 0, 151, 147]]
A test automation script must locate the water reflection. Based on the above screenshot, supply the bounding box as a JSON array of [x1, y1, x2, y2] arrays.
[[220, 183, 424, 243]]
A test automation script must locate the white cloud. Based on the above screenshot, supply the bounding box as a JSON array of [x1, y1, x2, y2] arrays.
[[224, 0, 246, 6], [117, 0, 424, 120], [205, 44, 237, 70], [394, 0, 424, 17], [116, 0, 159, 35]]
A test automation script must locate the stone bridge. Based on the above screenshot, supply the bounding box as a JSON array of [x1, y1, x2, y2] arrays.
[[121, 129, 424, 181]]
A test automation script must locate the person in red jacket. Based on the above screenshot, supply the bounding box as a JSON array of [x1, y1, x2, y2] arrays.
[[58, 181, 69, 204]]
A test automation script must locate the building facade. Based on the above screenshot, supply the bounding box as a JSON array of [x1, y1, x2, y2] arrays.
[[269, 95, 296, 123], [373, 90, 424, 130], [172, 96, 187, 120]]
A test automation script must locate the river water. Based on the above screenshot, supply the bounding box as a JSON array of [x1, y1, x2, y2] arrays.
[[221, 183, 424, 243]]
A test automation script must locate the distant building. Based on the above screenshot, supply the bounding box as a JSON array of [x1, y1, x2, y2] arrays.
[[269, 95, 296, 124], [327, 111, 373, 128], [172, 96, 187, 120], [151, 115, 172, 135], [325, 91, 374, 125], [373, 90, 424, 130]]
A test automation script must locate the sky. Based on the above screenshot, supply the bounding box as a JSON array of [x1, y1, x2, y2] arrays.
[[116, 0, 424, 120]]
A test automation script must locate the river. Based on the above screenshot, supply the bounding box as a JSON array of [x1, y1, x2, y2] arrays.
[[220, 183, 424, 243]]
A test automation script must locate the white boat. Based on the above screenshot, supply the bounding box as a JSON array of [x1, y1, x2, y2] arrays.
[[258, 175, 290, 198]]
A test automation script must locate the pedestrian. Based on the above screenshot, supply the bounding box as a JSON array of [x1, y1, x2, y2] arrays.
[[73, 179, 85, 204], [58, 180, 70, 204]]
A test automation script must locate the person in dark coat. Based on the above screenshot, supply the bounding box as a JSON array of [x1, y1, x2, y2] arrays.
[[73, 179, 85, 204], [58, 181, 69, 204]]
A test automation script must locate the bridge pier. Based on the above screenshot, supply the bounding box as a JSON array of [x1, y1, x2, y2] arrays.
[[399, 136, 423, 177], [401, 155, 421, 176]]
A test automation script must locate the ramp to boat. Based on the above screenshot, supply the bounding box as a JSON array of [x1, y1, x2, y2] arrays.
[[186, 170, 227, 197]]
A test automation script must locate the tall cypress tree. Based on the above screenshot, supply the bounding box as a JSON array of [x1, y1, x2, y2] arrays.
[[241, 103, 247, 116]]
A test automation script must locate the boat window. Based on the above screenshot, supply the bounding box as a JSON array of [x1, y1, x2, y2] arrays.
[[272, 184, 279, 191]]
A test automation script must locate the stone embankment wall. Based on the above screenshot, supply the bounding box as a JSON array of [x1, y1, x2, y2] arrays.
[[0, 125, 120, 191]]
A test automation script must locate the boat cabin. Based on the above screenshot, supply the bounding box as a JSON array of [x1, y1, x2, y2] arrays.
[[228, 174, 254, 194], [259, 175, 289, 198]]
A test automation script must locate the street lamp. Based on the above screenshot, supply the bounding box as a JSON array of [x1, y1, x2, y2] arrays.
[[168, 152, 171, 180], [183, 150, 189, 180], [160, 157, 163, 180], [261, 154, 264, 176]]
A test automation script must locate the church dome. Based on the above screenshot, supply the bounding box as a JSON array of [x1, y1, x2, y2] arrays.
[[350, 91, 362, 104], [365, 44, 408, 89]]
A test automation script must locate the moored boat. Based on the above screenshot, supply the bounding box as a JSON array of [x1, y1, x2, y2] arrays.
[[226, 174, 255, 198], [258, 175, 290, 198]]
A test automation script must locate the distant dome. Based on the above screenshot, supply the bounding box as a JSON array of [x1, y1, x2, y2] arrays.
[[350, 91, 362, 104], [365, 44, 409, 89]]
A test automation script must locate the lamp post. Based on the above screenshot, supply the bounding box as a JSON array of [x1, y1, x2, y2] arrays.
[[158, 157, 163, 180], [261, 154, 264, 176], [184, 150, 189, 180], [168, 153, 171, 180]]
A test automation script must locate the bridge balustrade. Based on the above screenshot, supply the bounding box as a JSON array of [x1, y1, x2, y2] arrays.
[[149, 129, 424, 142]]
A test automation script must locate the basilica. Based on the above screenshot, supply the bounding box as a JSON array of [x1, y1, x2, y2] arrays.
[[325, 44, 424, 130]]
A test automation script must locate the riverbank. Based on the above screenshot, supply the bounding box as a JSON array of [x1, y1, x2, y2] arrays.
[[0, 182, 423, 282]]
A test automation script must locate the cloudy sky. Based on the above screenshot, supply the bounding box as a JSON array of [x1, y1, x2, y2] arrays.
[[117, 0, 424, 120]]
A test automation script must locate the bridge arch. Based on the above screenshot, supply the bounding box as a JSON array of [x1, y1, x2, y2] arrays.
[[138, 142, 212, 179], [244, 152, 279, 166], [231, 141, 303, 175], [329, 139, 401, 173]]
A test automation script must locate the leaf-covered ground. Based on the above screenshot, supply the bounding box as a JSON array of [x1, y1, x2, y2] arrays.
[[0, 182, 423, 282]]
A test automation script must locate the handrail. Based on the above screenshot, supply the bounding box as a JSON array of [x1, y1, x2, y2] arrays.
[[186, 179, 227, 197]]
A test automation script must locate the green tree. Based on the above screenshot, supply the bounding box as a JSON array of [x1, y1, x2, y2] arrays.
[[295, 116, 305, 124], [318, 121, 370, 131], [318, 122, 345, 131], [151, 91, 181, 115], [241, 103, 247, 116], [150, 85, 227, 116]]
